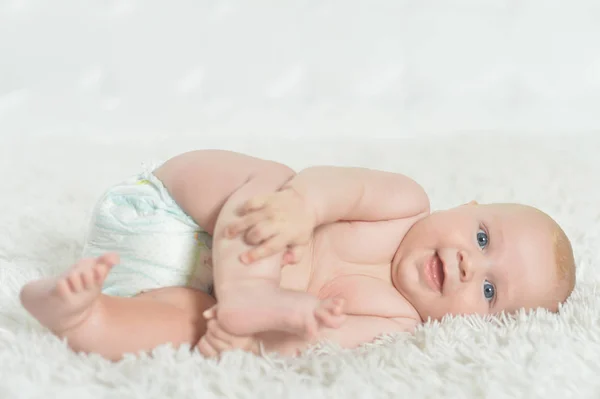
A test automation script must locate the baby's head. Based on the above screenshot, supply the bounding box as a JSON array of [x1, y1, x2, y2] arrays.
[[391, 202, 575, 321]]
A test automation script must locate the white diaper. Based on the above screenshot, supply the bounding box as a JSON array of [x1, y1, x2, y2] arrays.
[[81, 163, 214, 297]]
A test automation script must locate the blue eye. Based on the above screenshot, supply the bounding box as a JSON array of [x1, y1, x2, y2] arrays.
[[477, 229, 489, 249], [483, 280, 495, 301]]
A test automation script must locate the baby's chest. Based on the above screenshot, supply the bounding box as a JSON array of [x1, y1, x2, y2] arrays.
[[279, 220, 400, 293], [320, 219, 408, 264], [305, 222, 416, 319]]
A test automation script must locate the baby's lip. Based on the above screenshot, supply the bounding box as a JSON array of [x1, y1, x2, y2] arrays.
[[424, 251, 445, 293], [437, 252, 447, 293]]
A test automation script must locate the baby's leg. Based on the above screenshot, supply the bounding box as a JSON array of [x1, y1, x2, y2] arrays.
[[20, 253, 215, 361], [207, 178, 346, 338], [154, 151, 345, 338]]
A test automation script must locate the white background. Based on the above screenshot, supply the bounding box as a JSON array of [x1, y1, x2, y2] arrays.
[[1, 0, 600, 138]]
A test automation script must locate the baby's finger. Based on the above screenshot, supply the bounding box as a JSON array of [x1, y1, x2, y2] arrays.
[[243, 235, 289, 264], [197, 335, 219, 358], [202, 305, 218, 320], [207, 319, 235, 345], [205, 333, 231, 354], [225, 212, 267, 238], [237, 196, 268, 215], [283, 246, 305, 265], [245, 221, 278, 245]]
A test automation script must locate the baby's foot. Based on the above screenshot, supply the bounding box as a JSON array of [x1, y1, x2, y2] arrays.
[[214, 284, 346, 339], [20, 253, 118, 335]]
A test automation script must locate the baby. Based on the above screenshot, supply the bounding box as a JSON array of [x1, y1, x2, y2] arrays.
[[19, 150, 576, 360]]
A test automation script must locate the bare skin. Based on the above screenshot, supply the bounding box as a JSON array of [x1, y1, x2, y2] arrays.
[[20, 150, 424, 358], [20, 254, 217, 361], [20, 252, 346, 358], [20, 253, 119, 335], [155, 152, 429, 354], [19, 150, 571, 359], [151, 150, 349, 341]]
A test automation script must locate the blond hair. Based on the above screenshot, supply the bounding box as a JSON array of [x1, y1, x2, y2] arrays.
[[501, 203, 576, 309], [552, 221, 576, 300], [529, 205, 576, 308]]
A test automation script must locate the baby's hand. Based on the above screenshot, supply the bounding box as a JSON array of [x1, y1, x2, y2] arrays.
[[226, 188, 317, 264]]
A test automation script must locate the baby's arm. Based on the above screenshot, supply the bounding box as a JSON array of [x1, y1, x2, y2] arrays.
[[287, 166, 430, 226], [229, 166, 430, 262], [321, 315, 417, 349], [256, 315, 416, 356]]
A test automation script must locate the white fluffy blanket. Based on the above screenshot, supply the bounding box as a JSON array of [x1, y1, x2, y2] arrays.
[[1, 134, 599, 398]]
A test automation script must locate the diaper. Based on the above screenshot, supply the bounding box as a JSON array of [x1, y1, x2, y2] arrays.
[[81, 163, 214, 297]]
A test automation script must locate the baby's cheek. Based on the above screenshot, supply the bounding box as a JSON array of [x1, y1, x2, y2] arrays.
[[417, 298, 456, 321], [444, 292, 486, 317]]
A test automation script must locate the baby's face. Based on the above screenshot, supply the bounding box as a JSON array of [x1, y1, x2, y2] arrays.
[[391, 203, 562, 321]]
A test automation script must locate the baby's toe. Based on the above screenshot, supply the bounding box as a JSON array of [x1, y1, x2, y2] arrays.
[[98, 252, 120, 267], [93, 263, 111, 281], [81, 269, 95, 289], [66, 273, 83, 293], [55, 279, 71, 298]]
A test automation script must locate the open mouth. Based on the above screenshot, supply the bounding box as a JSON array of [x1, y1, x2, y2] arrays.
[[425, 251, 445, 292]]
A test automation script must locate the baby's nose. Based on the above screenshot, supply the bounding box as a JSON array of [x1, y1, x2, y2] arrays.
[[458, 250, 475, 282]]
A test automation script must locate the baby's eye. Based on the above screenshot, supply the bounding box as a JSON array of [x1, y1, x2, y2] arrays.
[[483, 280, 495, 302], [476, 228, 489, 249]]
